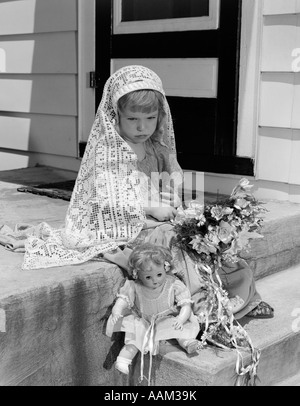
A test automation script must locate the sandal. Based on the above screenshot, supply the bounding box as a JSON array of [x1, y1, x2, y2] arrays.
[[246, 301, 274, 319]]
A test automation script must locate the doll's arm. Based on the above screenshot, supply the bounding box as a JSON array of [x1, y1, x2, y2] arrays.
[[173, 303, 192, 330], [111, 297, 128, 324]]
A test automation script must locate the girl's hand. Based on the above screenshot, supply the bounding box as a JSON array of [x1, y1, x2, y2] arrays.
[[172, 318, 184, 331], [149, 206, 177, 222]]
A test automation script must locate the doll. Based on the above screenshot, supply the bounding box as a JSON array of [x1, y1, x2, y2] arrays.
[[106, 243, 200, 381]]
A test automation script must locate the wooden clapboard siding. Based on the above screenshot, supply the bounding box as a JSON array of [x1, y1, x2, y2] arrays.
[[0, 150, 81, 172], [256, 0, 300, 187], [257, 127, 293, 183], [0, 113, 77, 156], [0, 0, 78, 165], [257, 127, 300, 185], [0, 0, 77, 36], [260, 73, 295, 129], [289, 129, 300, 184], [0, 75, 77, 115], [0, 32, 77, 74], [262, 14, 300, 72], [0, 150, 32, 171], [263, 0, 300, 15]]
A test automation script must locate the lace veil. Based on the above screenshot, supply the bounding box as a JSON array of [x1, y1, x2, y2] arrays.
[[22, 65, 179, 269]]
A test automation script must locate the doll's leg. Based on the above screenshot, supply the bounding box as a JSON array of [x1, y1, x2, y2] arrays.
[[177, 338, 201, 354], [115, 344, 139, 375]]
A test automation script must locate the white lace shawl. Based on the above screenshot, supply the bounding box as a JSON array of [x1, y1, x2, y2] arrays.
[[22, 65, 181, 269]]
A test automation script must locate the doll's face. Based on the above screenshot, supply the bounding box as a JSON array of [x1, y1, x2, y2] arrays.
[[118, 107, 159, 144], [138, 261, 167, 290]]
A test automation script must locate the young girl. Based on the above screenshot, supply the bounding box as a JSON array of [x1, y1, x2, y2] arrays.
[[106, 243, 201, 378], [115, 82, 183, 222]]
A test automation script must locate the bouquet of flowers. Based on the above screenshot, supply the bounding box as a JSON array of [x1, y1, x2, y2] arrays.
[[172, 178, 266, 268], [171, 178, 267, 386]]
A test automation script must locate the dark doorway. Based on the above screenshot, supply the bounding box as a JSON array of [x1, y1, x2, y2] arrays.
[[94, 0, 253, 176]]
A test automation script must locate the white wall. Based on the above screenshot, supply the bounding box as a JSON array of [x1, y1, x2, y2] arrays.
[[0, 0, 86, 171], [254, 0, 300, 201]]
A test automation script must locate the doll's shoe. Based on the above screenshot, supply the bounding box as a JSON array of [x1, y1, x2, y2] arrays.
[[183, 339, 201, 354], [115, 356, 132, 375]]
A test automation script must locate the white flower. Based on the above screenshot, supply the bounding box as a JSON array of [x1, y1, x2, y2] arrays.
[[206, 229, 220, 245], [186, 201, 204, 218], [239, 178, 253, 190], [197, 214, 206, 227], [175, 201, 204, 222], [230, 178, 253, 200], [234, 198, 250, 210], [211, 205, 233, 221], [217, 221, 235, 244], [202, 237, 218, 254]]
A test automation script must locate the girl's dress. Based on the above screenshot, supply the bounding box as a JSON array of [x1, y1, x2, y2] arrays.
[[106, 275, 200, 355]]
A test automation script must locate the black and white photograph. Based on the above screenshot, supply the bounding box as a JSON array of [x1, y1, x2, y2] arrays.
[[0, 0, 299, 389]]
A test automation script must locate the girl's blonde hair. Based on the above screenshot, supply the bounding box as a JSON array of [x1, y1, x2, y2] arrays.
[[117, 90, 166, 138], [128, 243, 173, 279]]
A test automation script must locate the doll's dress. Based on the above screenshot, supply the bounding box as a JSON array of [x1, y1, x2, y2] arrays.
[[106, 275, 200, 355]]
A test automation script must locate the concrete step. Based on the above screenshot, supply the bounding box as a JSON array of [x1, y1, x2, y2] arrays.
[[187, 191, 300, 282], [1, 167, 300, 386], [242, 200, 300, 281], [127, 263, 300, 386], [1, 167, 300, 281], [275, 373, 300, 386]]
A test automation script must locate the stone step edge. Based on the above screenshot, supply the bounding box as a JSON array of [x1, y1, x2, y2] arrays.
[[125, 324, 300, 386], [126, 264, 300, 386], [275, 372, 300, 386]]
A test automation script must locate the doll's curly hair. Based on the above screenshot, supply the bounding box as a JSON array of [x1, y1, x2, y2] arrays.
[[128, 243, 174, 280]]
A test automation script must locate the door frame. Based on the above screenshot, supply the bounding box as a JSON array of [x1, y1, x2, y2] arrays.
[[77, 0, 96, 151]]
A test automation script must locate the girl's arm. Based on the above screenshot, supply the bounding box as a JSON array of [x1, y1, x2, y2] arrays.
[[144, 205, 177, 221], [173, 303, 192, 330]]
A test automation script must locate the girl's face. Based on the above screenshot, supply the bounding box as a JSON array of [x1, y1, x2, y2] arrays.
[[118, 107, 159, 144], [138, 261, 167, 290]]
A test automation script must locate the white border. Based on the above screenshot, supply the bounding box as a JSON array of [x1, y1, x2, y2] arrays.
[[113, 0, 220, 34]]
